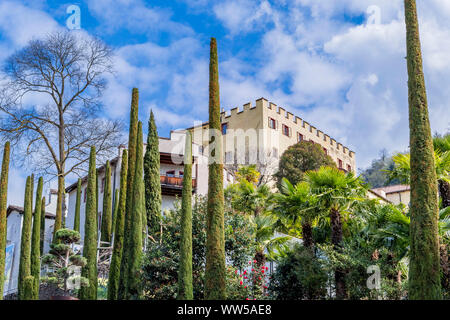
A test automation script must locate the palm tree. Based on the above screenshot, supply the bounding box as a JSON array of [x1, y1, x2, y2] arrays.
[[434, 134, 450, 208], [272, 178, 319, 252], [305, 166, 367, 299], [387, 150, 450, 207], [228, 179, 270, 217]]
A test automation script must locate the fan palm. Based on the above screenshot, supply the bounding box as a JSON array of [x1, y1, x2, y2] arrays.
[[305, 166, 367, 299], [272, 178, 319, 252], [387, 150, 450, 207]]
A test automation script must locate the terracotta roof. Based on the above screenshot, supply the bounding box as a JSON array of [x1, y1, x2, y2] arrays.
[[7, 205, 55, 219], [372, 184, 411, 195]]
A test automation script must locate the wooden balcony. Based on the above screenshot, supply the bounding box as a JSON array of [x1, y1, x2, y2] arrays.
[[160, 175, 197, 196]]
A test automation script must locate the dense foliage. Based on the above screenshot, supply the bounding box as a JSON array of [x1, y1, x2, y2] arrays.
[[274, 141, 336, 190]]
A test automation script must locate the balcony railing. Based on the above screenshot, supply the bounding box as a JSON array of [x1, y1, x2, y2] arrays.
[[160, 175, 197, 188]]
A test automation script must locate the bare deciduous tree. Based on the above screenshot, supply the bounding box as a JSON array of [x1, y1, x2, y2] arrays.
[[0, 31, 123, 239]]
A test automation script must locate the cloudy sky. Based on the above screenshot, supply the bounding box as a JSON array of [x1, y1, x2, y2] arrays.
[[1, 0, 449, 205]]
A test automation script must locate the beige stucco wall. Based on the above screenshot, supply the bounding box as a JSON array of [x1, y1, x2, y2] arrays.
[[190, 98, 356, 176], [386, 190, 411, 206]]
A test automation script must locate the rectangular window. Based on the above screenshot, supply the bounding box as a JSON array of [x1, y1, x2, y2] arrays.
[[338, 159, 343, 169], [179, 171, 184, 177], [221, 123, 228, 135], [199, 145, 204, 154], [323, 148, 327, 155], [268, 117, 276, 129], [347, 164, 352, 172], [298, 133, 303, 142], [282, 124, 290, 136]]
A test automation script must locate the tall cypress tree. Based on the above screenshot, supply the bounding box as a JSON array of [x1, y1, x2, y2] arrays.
[[144, 110, 162, 236], [108, 150, 128, 300], [119, 88, 139, 299], [79, 146, 98, 300], [126, 122, 144, 299], [101, 161, 113, 244], [178, 131, 193, 300], [39, 196, 45, 254], [404, 0, 441, 300], [205, 37, 226, 300], [30, 176, 43, 299], [111, 188, 119, 239], [18, 176, 32, 300], [74, 178, 82, 232], [0, 141, 10, 299]]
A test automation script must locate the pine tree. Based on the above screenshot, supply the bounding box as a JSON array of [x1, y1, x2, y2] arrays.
[[39, 196, 45, 254], [118, 88, 139, 299], [178, 132, 193, 300], [404, 0, 441, 300], [126, 122, 144, 299], [144, 110, 162, 236], [18, 176, 33, 300], [74, 178, 82, 232], [205, 37, 226, 300], [111, 188, 119, 239], [108, 150, 128, 300], [0, 141, 10, 299], [79, 146, 98, 300], [30, 176, 43, 299], [101, 161, 113, 244]]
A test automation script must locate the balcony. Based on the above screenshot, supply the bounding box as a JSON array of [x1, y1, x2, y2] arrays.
[[160, 175, 197, 196]]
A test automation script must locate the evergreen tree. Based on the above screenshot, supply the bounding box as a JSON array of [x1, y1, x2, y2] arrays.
[[178, 131, 193, 300], [18, 176, 32, 300], [74, 178, 82, 232], [0, 141, 10, 299], [111, 188, 119, 239], [79, 146, 98, 300], [205, 37, 226, 299], [30, 176, 43, 299], [108, 150, 128, 300], [126, 121, 144, 299], [119, 88, 139, 299], [101, 161, 113, 244], [404, 0, 441, 300], [144, 110, 162, 236], [39, 197, 45, 254]]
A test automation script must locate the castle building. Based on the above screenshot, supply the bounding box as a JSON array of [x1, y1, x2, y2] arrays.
[[188, 98, 356, 180]]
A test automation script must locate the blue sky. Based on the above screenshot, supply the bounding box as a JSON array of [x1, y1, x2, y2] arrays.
[[1, 0, 450, 205]]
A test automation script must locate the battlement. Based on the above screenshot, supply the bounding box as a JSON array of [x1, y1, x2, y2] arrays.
[[219, 97, 355, 158]]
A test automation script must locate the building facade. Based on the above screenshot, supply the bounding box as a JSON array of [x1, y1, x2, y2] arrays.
[[64, 130, 234, 242], [371, 185, 411, 206], [189, 98, 356, 182]]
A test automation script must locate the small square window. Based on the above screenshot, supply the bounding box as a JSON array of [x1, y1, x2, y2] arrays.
[[268, 118, 276, 129], [298, 133, 303, 142], [282, 124, 290, 137], [221, 123, 228, 135]]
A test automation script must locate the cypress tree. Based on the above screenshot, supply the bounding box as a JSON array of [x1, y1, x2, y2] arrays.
[[96, 168, 99, 229], [178, 131, 193, 300], [39, 196, 45, 254], [74, 178, 82, 232], [79, 146, 98, 300], [404, 0, 441, 300], [18, 176, 32, 300], [23, 276, 35, 300], [144, 110, 162, 236], [118, 88, 139, 299], [126, 122, 145, 299], [0, 141, 10, 299], [108, 150, 128, 300], [205, 37, 226, 300], [111, 188, 119, 239], [101, 161, 113, 244], [30, 176, 43, 299]]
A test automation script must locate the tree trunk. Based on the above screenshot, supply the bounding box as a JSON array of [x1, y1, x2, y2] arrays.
[[438, 179, 450, 208], [440, 242, 449, 292], [330, 208, 347, 299], [404, 0, 441, 300], [301, 222, 314, 253]]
